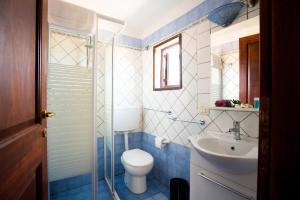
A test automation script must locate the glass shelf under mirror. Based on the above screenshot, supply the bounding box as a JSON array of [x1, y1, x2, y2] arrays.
[[210, 107, 259, 112]]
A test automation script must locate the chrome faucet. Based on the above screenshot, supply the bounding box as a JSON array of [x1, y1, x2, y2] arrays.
[[228, 121, 241, 140]]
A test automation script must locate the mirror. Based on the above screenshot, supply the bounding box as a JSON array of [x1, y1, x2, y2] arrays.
[[210, 16, 260, 108]]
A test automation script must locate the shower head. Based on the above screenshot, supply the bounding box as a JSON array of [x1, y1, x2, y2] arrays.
[[84, 44, 93, 48], [85, 36, 93, 49]]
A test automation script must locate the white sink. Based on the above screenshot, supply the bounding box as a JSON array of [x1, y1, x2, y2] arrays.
[[189, 132, 258, 174]]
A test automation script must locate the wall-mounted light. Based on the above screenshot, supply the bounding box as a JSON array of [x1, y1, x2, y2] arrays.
[[246, 0, 257, 8]]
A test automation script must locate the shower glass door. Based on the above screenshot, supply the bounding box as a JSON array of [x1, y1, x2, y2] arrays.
[[97, 16, 125, 200], [47, 28, 96, 199]]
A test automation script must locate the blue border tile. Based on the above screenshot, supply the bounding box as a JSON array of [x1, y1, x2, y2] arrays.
[[142, 132, 191, 187], [117, 34, 142, 49]]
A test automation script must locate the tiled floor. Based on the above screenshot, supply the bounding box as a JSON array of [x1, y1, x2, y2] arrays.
[[115, 175, 169, 200], [51, 175, 169, 200], [50, 180, 111, 200]]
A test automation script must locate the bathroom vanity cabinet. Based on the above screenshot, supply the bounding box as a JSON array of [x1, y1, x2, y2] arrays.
[[190, 146, 257, 200]]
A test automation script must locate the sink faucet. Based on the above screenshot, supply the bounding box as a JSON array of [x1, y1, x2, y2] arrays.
[[228, 121, 241, 140]]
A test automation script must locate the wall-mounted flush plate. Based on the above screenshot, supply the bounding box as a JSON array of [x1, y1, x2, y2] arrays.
[[199, 106, 210, 115]]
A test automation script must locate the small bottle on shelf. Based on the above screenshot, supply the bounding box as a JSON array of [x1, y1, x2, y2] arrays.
[[253, 97, 260, 109]]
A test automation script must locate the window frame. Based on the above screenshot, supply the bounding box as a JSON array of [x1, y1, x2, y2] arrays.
[[153, 34, 182, 91]]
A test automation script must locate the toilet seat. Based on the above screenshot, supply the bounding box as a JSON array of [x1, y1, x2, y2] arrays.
[[122, 149, 153, 167]]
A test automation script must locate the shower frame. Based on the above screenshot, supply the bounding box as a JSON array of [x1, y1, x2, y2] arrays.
[[95, 13, 126, 200]]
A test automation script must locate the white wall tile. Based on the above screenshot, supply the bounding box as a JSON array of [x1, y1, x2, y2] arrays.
[[197, 46, 211, 64], [197, 30, 210, 49], [240, 113, 259, 138], [227, 111, 250, 122], [198, 62, 211, 78], [198, 93, 210, 107], [198, 78, 211, 94], [197, 19, 210, 34], [213, 112, 234, 132]]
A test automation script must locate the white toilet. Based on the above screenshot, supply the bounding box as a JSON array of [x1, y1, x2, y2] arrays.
[[121, 148, 154, 194], [114, 106, 154, 194]]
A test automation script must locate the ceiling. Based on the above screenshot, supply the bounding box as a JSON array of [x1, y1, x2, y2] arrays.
[[62, 0, 204, 38]]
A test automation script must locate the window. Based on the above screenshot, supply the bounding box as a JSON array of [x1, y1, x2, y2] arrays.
[[153, 34, 182, 90]]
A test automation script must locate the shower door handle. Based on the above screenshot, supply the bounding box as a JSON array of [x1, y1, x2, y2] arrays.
[[41, 110, 56, 118]]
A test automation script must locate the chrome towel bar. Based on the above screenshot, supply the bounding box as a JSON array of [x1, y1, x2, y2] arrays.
[[144, 107, 171, 114], [197, 172, 254, 200], [143, 107, 205, 125]]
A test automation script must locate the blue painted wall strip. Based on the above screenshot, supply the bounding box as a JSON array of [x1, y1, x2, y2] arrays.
[[117, 34, 143, 49], [99, 29, 143, 49]]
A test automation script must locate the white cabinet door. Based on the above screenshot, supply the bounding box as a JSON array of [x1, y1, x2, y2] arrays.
[[190, 164, 254, 200]]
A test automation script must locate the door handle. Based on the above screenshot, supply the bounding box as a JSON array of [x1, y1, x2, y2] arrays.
[[41, 128, 47, 138], [41, 110, 55, 118]]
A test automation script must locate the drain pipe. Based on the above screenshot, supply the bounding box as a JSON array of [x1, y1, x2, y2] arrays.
[[124, 132, 129, 151]]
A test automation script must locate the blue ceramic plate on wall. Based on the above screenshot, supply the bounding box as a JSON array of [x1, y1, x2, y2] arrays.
[[208, 2, 245, 27]]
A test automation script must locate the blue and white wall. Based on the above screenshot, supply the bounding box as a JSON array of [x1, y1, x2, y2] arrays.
[[111, 0, 260, 189], [49, 0, 260, 194], [142, 0, 260, 147]]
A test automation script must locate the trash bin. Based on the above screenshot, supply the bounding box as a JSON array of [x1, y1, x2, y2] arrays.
[[170, 178, 189, 200]]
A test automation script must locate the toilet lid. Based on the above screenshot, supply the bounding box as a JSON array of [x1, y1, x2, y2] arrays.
[[122, 149, 153, 167]]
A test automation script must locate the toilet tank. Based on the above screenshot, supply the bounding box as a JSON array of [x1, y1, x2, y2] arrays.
[[114, 107, 141, 131]]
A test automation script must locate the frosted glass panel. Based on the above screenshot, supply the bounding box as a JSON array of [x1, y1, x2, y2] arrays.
[[47, 30, 93, 182]]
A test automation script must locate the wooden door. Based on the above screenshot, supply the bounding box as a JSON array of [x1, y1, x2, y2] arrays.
[[239, 34, 260, 105], [0, 0, 48, 199], [258, 0, 300, 199]]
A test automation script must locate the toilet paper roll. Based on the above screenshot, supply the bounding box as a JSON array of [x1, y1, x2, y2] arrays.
[[155, 136, 168, 149]]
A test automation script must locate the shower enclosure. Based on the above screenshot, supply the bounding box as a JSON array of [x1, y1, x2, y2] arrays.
[[46, 7, 125, 199], [47, 26, 98, 199]]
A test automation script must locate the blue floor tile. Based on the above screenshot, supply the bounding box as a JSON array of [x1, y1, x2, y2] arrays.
[[50, 180, 111, 200], [51, 176, 168, 200], [115, 174, 169, 200], [152, 193, 168, 200]]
